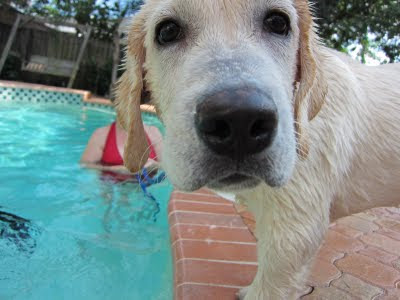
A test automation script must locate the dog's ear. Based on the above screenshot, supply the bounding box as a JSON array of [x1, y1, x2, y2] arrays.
[[294, 0, 328, 159], [114, 12, 150, 173]]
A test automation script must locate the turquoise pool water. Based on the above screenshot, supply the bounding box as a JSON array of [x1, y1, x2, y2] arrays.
[[0, 102, 173, 300]]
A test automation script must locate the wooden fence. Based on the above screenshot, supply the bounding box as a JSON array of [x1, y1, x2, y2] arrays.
[[0, 7, 120, 96]]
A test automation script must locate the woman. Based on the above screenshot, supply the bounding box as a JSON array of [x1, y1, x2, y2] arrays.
[[80, 120, 162, 178]]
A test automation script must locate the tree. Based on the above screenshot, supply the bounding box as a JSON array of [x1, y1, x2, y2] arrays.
[[314, 0, 400, 63], [5, 0, 399, 63], [26, 0, 144, 41]]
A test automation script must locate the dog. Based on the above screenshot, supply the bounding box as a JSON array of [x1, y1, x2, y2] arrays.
[[115, 0, 400, 299]]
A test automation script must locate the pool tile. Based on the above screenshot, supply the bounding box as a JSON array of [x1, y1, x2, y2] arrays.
[[0, 80, 115, 110]]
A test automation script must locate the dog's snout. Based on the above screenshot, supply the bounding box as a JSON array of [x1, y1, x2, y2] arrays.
[[195, 88, 278, 159]]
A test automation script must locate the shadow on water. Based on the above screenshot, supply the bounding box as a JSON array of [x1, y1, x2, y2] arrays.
[[0, 210, 40, 254]]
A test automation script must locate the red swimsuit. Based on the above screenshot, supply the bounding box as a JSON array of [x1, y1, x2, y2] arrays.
[[101, 122, 157, 166]]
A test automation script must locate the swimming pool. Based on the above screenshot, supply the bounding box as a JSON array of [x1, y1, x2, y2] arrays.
[[0, 102, 173, 300]]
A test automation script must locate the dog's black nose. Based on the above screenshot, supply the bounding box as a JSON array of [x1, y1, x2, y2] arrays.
[[195, 88, 278, 159]]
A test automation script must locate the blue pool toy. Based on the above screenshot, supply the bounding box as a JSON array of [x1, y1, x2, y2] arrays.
[[136, 168, 167, 222]]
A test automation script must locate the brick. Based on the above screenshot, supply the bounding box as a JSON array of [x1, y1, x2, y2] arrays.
[[170, 200, 237, 215], [384, 208, 400, 222], [176, 284, 238, 300], [237, 210, 255, 222], [299, 286, 313, 297], [374, 217, 400, 231], [323, 230, 365, 253], [171, 192, 231, 204], [337, 215, 379, 233], [169, 211, 246, 228], [392, 259, 400, 271], [377, 288, 400, 300], [392, 223, 400, 233], [331, 274, 384, 299], [335, 254, 400, 288], [174, 240, 257, 262], [360, 233, 400, 255], [237, 208, 256, 235], [378, 228, 400, 241], [315, 247, 345, 263], [194, 188, 217, 195], [307, 258, 341, 287], [170, 224, 256, 244], [368, 208, 393, 218], [175, 259, 257, 286], [386, 207, 400, 215], [330, 223, 364, 238], [302, 286, 354, 300], [358, 246, 398, 265], [234, 204, 249, 214], [355, 211, 378, 222]]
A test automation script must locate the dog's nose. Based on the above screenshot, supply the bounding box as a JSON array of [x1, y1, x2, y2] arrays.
[[195, 88, 278, 159]]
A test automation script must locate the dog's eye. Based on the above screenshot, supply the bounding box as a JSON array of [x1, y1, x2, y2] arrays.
[[263, 12, 290, 36], [156, 20, 182, 45]]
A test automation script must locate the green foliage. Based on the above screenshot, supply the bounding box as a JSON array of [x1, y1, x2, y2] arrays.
[[0, 55, 22, 81], [314, 0, 400, 63], [76, 57, 113, 96], [26, 0, 144, 41], [2, 0, 29, 9], [10, 0, 398, 62], [6, 0, 400, 61]]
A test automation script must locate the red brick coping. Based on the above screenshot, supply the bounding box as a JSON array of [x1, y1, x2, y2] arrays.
[[169, 189, 400, 299]]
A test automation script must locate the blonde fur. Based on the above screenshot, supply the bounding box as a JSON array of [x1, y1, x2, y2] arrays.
[[238, 54, 400, 299], [115, 11, 149, 173], [115, 0, 400, 298]]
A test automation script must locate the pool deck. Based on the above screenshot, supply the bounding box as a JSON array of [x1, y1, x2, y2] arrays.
[[169, 189, 400, 300]]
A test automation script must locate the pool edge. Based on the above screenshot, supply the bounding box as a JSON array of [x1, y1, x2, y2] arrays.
[[167, 189, 258, 299], [0, 80, 92, 101]]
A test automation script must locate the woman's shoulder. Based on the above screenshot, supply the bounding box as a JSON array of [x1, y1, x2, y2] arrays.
[[95, 124, 112, 135], [144, 125, 161, 138], [91, 125, 112, 143]]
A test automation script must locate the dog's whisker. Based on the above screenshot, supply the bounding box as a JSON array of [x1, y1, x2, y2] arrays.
[[135, 135, 164, 179], [137, 143, 156, 177]]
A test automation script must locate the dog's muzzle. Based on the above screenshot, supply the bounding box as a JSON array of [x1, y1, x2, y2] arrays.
[[195, 87, 278, 161]]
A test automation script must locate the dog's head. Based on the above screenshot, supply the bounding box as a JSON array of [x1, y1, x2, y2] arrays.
[[115, 0, 327, 192]]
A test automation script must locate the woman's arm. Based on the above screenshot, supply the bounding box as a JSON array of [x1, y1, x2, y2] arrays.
[[80, 126, 134, 174], [80, 126, 130, 174], [144, 125, 163, 162], [80, 126, 109, 164], [80, 124, 159, 175]]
